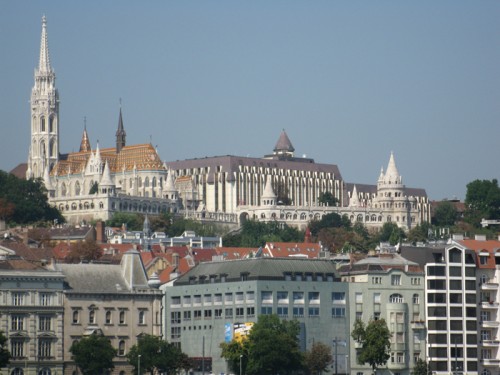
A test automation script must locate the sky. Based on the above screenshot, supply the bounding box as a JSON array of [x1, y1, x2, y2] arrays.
[[1, 1, 500, 201]]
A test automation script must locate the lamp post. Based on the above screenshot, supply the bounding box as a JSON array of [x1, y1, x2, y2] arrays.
[[138, 354, 141, 375], [240, 354, 243, 375]]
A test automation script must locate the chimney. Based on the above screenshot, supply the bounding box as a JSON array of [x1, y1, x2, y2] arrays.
[[173, 253, 179, 268], [475, 234, 487, 241], [96, 221, 106, 244]]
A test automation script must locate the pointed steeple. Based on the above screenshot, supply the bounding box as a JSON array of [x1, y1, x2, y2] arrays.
[[99, 160, 113, 187], [79, 119, 91, 152], [116, 107, 126, 153], [384, 152, 402, 184], [43, 163, 53, 191], [261, 175, 277, 206], [38, 15, 52, 73], [273, 129, 295, 157], [29, 15, 59, 179], [378, 167, 384, 183], [349, 185, 360, 207]]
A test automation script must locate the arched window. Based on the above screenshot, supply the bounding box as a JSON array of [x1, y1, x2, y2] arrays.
[[413, 294, 420, 304], [139, 310, 145, 325], [49, 139, 56, 157], [387, 216, 392, 222], [38, 368, 51, 375], [89, 310, 95, 324], [75, 181, 81, 196], [118, 340, 126, 356], [357, 214, 363, 222], [61, 183, 67, 197], [144, 177, 150, 188], [389, 294, 404, 303], [105, 310, 112, 324], [481, 369, 491, 375], [152, 177, 157, 187], [49, 116, 54, 132], [40, 117, 46, 132], [11, 368, 24, 375]]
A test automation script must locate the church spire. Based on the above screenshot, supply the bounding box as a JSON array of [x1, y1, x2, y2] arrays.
[[29, 15, 59, 179], [116, 106, 126, 153], [79, 117, 91, 152], [38, 15, 52, 73]]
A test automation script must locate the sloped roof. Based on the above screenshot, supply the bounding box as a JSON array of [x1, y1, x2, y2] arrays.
[[174, 257, 339, 285], [58, 263, 130, 292], [274, 130, 295, 153], [52, 143, 165, 176], [167, 155, 342, 184]]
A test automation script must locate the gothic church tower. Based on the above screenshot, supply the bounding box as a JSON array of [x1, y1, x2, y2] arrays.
[[28, 16, 59, 179]]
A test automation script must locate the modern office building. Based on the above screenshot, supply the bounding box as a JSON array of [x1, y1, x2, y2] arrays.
[[338, 253, 426, 375], [161, 257, 350, 374]]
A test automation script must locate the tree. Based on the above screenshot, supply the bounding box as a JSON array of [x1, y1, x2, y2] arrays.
[[89, 181, 99, 194], [432, 201, 458, 227], [222, 219, 303, 248], [70, 333, 117, 375], [273, 180, 292, 205], [304, 341, 332, 375], [127, 334, 187, 375], [66, 239, 103, 263], [0, 331, 11, 369], [351, 319, 391, 374], [245, 314, 304, 375], [318, 191, 338, 206], [465, 179, 500, 226], [412, 358, 431, 375], [106, 212, 144, 231], [0, 171, 64, 225], [220, 339, 246, 375], [407, 223, 431, 245]]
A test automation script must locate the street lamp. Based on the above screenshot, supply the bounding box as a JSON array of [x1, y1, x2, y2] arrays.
[[138, 354, 141, 375], [240, 354, 243, 375]]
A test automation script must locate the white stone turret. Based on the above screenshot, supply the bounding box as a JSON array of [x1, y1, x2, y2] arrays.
[[349, 185, 360, 207], [99, 160, 115, 195], [29, 16, 60, 179], [261, 175, 277, 206], [163, 169, 178, 200]]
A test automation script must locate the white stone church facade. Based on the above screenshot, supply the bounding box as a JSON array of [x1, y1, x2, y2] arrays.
[[26, 17, 430, 230]]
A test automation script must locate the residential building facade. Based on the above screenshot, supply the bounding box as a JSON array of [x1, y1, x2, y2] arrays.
[[0, 259, 65, 375], [57, 250, 163, 375], [339, 253, 426, 375]]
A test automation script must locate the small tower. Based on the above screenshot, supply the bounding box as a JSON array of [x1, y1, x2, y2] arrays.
[[261, 175, 277, 206], [79, 119, 91, 152], [116, 107, 126, 153], [349, 185, 360, 207], [28, 16, 59, 179], [272, 129, 295, 159]]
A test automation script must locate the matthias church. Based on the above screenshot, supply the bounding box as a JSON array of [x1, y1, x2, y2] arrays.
[[24, 17, 430, 230]]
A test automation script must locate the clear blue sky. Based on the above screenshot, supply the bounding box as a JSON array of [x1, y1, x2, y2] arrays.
[[1, 1, 500, 201]]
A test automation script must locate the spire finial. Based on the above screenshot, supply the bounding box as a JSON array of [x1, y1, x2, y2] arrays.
[[38, 15, 52, 73]]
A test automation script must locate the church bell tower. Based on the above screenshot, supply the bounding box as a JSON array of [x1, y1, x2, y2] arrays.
[[28, 16, 59, 179]]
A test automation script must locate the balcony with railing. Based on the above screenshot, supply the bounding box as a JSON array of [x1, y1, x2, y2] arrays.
[[481, 358, 500, 367], [481, 301, 500, 309], [410, 321, 426, 330], [482, 340, 500, 347], [481, 320, 500, 328], [481, 281, 499, 291]]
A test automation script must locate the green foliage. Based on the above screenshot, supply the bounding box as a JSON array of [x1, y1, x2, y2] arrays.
[[351, 319, 391, 372], [245, 314, 304, 375], [89, 181, 99, 194], [70, 333, 117, 375], [273, 180, 292, 205], [0, 171, 64, 225], [220, 340, 246, 374], [432, 201, 458, 227], [0, 331, 11, 368], [318, 191, 338, 206], [412, 358, 431, 375], [377, 222, 405, 245], [309, 213, 351, 236], [465, 179, 500, 225], [106, 212, 144, 231], [222, 220, 303, 247], [407, 222, 431, 245], [127, 334, 188, 375], [304, 341, 332, 375]]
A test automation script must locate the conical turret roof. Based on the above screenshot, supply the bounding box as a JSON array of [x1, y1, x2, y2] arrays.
[[100, 160, 114, 186], [384, 152, 402, 184], [273, 130, 295, 154], [349, 185, 360, 207], [262, 175, 277, 200]]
